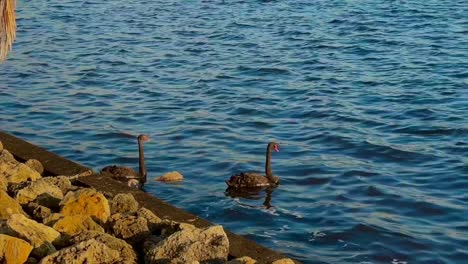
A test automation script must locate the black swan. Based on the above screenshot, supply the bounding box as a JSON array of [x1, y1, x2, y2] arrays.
[[101, 134, 150, 188], [226, 142, 280, 189]]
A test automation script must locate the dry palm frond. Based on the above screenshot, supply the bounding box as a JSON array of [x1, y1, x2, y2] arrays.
[[0, 0, 16, 62]]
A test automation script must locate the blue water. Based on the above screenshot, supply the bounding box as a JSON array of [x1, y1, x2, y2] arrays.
[[1, 1, 467, 263]]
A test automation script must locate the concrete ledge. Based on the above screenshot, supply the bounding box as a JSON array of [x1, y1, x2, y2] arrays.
[[0, 130, 302, 264]]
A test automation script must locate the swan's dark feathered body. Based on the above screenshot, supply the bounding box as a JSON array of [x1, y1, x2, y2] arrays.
[[100, 134, 150, 188], [226, 142, 280, 189]]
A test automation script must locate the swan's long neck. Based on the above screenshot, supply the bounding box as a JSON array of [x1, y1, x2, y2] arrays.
[[138, 139, 147, 183], [265, 143, 274, 182]]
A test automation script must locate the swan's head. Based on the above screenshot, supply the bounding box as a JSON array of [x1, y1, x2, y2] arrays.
[[269, 142, 280, 153], [138, 134, 151, 143]]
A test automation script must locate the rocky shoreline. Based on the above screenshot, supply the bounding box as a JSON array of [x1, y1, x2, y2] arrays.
[[0, 140, 295, 264]]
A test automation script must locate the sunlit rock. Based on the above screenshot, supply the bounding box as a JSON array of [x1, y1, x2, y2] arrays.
[[0, 161, 41, 184], [226, 256, 257, 264], [60, 188, 110, 224], [136, 207, 162, 232], [110, 193, 139, 214], [71, 230, 137, 263], [109, 214, 151, 244], [154, 171, 184, 182], [271, 259, 296, 264], [15, 180, 63, 208], [52, 215, 104, 236], [6, 214, 60, 258], [38, 239, 120, 264], [41, 176, 72, 194], [0, 190, 26, 220], [145, 225, 229, 264], [0, 234, 33, 264], [25, 159, 44, 175]]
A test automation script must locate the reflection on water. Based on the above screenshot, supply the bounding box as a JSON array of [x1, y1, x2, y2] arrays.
[[226, 187, 275, 209]]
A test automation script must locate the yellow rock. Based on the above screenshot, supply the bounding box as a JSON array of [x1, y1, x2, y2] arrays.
[[38, 239, 120, 264], [6, 214, 60, 258], [0, 161, 41, 184], [52, 215, 104, 236], [25, 159, 44, 175], [60, 188, 110, 223], [0, 149, 16, 163], [15, 180, 63, 206], [0, 175, 7, 191], [0, 234, 33, 264], [0, 190, 26, 220], [227, 256, 257, 264], [271, 259, 296, 264], [154, 171, 184, 182]]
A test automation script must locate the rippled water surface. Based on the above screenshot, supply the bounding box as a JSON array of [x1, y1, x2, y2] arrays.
[[1, 1, 467, 263]]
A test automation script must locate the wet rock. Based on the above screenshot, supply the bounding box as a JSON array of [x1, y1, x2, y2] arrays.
[[226, 256, 257, 264], [71, 230, 137, 263], [38, 239, 120, 264], [25, 159, 44, 175], [137, 207, 162, 232], [154, 171, 184, 182], [145, 225, 229, 264], [110, 193, 139, 214], [0, 234, 33, 264], [6, 214, 60, 258], [23, 202, 52, 222], [271, 259, 296, 264], [41, 176, 72, 194], [0, 161, 41, 184], [0, 190, 26, 220], [60, 188, 110, 224], [15, 180, 63, 208], [52, 215, 104, 236], [110, 214, 151, 244]]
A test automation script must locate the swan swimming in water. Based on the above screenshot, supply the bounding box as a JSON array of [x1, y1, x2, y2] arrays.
[[226, 142, 280, 189], [101, 134, 150, 188]]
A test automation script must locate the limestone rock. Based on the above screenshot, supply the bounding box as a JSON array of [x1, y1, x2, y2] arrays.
[[155, 219, 196, 238], [227, 256, 257, 264], [60, 188, 110, 223], [15, 180, 63, 208], [136, 207, 161, 232], [0, 175, 7, 191], [23, 202, 52, 222], [41, 176, 72, 194], [6, 214, 60, 258], [38, 239, 120, 264], [71, 231, 137, 263], [0, 141, 2, 151], [52, 215, 104, 236], [0, 149, 16, 163], [0, 190, 26, 220], [110, 214, 151, 244], [0, 234, 33, 264], [25, 159, 44, 175], [110, 193, 139, 214], [42, 213, 63, 226], [145, 225, 229, 264], [271, 259, 296, 264], [0, 161, 41, 184], [154, 171, 184, 182]]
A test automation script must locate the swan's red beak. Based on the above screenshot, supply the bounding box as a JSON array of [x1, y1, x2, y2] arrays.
[[274, 145, 280, 152]]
